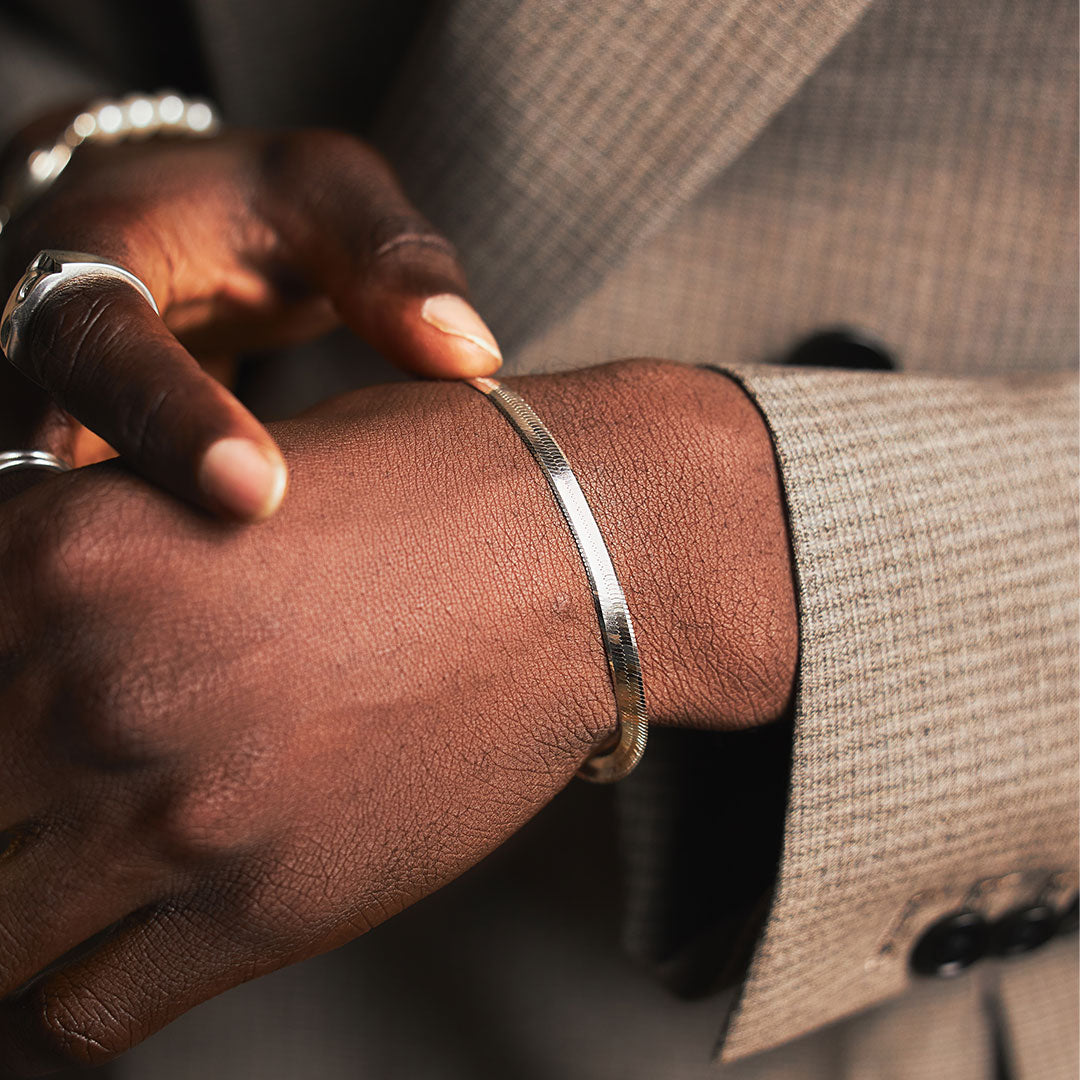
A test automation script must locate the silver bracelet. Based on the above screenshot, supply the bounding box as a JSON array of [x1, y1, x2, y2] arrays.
[[466, 376, 648, 783], [0, 91, 221, 235]]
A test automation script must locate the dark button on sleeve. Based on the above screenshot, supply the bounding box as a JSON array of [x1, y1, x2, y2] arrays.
[[1057, 894, 1078, 936], [911, 911, 990, 977], [991, 905, 1059, 956], [784, 327, 897, 370]]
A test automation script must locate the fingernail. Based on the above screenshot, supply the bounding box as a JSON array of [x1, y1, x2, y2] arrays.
[[420, 294, 502, 372], [198, 438, 288, 521]]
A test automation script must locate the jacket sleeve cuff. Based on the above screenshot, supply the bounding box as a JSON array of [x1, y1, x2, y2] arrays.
[[710, 362, 1079, 1062]]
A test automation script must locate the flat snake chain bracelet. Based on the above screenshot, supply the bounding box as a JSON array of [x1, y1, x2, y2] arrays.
[[466, 377, 648, 783], [0, 91, 220, 235]]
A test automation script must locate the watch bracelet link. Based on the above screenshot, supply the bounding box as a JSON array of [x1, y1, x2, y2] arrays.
[[0, 90, 221, 236]]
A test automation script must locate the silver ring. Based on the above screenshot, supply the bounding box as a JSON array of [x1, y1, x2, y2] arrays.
[[0, 450, 71, 476], [0, 250, 159, 363]]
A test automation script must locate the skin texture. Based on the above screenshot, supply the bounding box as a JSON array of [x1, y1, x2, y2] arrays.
[[0, 128, 503, 519], [0, 122, 797, 1074], [0, 360, 797, 1075]]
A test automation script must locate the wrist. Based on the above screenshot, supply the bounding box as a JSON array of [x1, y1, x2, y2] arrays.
[[501, 359, 798, 730], [284, 357, 797, 780]]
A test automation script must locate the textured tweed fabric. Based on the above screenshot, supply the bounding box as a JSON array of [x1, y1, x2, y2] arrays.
[[513, 0, 1078, 378], [507, 0, 1080, 1065], [714, 365, 1078, 1061], [373, 0, 871, 352]]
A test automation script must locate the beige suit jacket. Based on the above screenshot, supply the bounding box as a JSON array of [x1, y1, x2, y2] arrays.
[[2, 0, 1076, 1077]]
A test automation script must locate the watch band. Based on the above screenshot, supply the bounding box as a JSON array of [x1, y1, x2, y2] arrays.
[[0, 91, 220, 236]]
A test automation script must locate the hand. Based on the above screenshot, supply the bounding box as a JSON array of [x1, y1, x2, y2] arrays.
[[0, 360, 796, 1074], [0, 124, 502, 519]]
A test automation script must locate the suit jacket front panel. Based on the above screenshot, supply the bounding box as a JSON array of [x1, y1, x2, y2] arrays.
[[370, 0, 872, 353], [513, 0, 1079, 378]]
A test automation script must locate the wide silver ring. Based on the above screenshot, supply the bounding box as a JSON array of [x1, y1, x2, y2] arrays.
[[0, 250, 159, 363], [0, 450, 71, 476]]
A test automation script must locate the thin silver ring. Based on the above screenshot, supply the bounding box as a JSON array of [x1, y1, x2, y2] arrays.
[[466, 376, 649, 783], [1, 250, 159, 363], [0, 450, 70, 476]]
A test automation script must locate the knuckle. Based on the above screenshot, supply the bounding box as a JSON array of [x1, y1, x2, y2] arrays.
[[368, 214, 457, 263], [145, 738, 277, 861], [25, 476, 145, 614], [366, 216, 464, 295], [122, 381, 178, 464], [254, 131, 466, 285], [44, 619, 179, 770], [50, 668, 165, 770], [149, 785, 250, 862], [27, 488, 118, 609]]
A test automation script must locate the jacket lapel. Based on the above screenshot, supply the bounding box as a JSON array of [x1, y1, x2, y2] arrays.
[[374, 0, 873, 357]]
